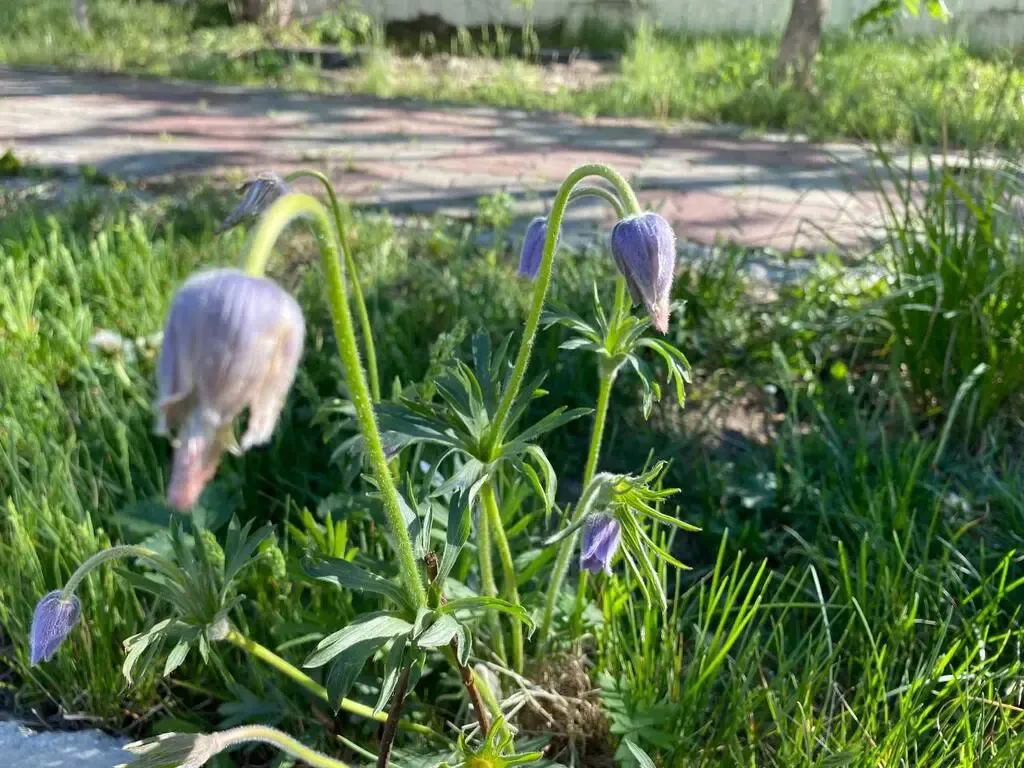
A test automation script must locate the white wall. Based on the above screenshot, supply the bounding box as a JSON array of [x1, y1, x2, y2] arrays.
[[335, 0, 1024, 50]]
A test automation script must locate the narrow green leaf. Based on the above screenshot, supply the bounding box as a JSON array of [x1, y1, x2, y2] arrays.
[[163, 639, 191, 678], [324, 637, 390, 706], [623, 739, 657, 768], [523, 444, 557, 511], [439, 483, 476, 584], [511, 407, 592, 447], [415, 614, 462, 650], [303, 613, 412, 669], [439, 596, 535, 633], [374, 634, 409, 715], [303, 554, 411, 610]]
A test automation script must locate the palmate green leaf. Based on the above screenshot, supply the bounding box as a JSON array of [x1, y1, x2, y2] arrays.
[[439, 596, 535, 635], [376, 402, 462, 449], [507, 406, 592, 448], [302, 553, 412, 612], [118, 569, 192, 617], [435, 362, 488, 436], [303, 613, 413, 669], [223, 518, 274, 586], [472, 328, 514, 414], [122, 617, 189, 684]]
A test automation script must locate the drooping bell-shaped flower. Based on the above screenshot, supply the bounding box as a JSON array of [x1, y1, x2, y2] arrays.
[[30, 590, 82, 666], [156, 268, 305, 510], [518, 216, 553, 280], [610, 212, 677, 334], [118, 732, 219, 768], [216, 172, 289, 234], [580, 515, 622, 575]]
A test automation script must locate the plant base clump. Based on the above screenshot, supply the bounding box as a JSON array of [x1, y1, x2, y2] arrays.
[[519, 653, 615, 766]]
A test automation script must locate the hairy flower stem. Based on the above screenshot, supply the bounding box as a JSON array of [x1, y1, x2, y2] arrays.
[[476, 501, 507, 663], [60, 545, 164, 600], [566, 185, 627, 219], [223, 630, 444, 742], [245, 193, 426, 608], [487, 164, 641, 459], [376, 666, 411, 768], [207, 725, 352, 768], [282, 169, 380, 402], [539, 277, 630, 643], [480, 481, 524, 673], [481, 166, 639, 651]]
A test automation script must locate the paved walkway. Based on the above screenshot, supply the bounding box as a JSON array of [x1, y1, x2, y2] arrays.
[[0, 67, 921, 252]]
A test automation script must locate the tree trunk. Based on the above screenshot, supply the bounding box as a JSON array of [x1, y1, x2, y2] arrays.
[[239, 0, 293, 27], [772, 0, 830, 91], [273, 0, 294, 27], [240, 0, 264, 23]]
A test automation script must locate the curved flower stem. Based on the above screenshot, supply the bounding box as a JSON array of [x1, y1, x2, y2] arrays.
[[283, 169, 381, 402], [487, 163, 641, 459], [566, 185, 627, 219], [581, 354, 618, 486], [223, 630, 445, 743], [60, 545, 164, 600], [476, 501, 507, 664], [480, 481, 523, 673], [208, 725, 351, 768], [244, 193, 426, 608], [538, 276, 630, 644]]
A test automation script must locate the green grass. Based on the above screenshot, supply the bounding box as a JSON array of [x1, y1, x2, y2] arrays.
[[3, 1, 1024, 150], [2, 150, 1024, 765]]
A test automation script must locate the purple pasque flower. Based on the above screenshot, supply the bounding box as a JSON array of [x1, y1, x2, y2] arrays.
[[216, 172, 289, 234], [580, 515, 622, 575], [30, 590, 82, 666], [610, 212, 677, 334], [156, 268, 305, 510], [518, 216, 554, 280]]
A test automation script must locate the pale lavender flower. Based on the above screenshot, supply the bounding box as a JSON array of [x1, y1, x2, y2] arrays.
[[580, 515, 621, 575], [216, 172, 289, 234], [118, 732, 218, 768], [610, 212, 677, 334], [518, 216, 552, 280], [30, 590, 82, 666], [156, 269, 305, 510]]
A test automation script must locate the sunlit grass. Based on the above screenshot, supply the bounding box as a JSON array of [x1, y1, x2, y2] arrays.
[[3, 1, 1024, 148]]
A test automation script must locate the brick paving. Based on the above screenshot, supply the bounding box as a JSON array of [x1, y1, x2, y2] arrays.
[[0, 67, 925, 252]]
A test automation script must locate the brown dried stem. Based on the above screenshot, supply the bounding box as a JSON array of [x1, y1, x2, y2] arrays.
[[376, 666, 412, 768]]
